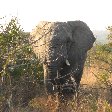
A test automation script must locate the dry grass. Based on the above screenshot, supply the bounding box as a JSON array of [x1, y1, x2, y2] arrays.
[[81, 66, 98, 86], [5, 64, 111, 112], [25, 65, 112, 112]]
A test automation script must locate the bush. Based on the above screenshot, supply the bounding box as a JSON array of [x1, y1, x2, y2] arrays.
[[0, 17, 44, 111]]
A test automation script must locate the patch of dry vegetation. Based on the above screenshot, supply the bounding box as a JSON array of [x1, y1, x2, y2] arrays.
[[0, 17, 112, 112], [19, 63, 111, 112]]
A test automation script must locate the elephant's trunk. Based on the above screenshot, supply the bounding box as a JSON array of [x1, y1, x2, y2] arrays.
[[44, 63, 59, 94]]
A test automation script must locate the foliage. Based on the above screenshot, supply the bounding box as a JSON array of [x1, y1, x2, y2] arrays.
[[86, 36, 112, 86], [0, 17, 43, 111], [94, 26, 112, 85], [82, 27, 112, 112], [0, 17, 42, 77], [0, 16, 112, 111], [107, 26, 112, 41]]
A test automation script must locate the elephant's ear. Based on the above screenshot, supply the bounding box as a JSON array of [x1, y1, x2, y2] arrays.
[[68, 21, 96, 51]]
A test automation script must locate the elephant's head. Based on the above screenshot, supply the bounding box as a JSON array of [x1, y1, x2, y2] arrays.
[[30, 21, 96, 96]]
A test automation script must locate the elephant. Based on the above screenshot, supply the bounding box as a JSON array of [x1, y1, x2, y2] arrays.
[[30, 21, 96, 99]]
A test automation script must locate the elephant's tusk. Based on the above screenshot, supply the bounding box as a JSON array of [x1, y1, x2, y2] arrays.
[[66, 59, 70, 66]]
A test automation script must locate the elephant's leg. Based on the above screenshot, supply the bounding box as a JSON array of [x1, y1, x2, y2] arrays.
[[43, 64, 61, 111], [72, 60, 86, 102], [74, 71, 83, 90], [59, 63, 77, 102], [74, 54, 87, 90], [43, 63, 59, 95]]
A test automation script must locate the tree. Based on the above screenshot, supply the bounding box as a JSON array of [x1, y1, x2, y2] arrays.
[[0, 17, 43, 111]]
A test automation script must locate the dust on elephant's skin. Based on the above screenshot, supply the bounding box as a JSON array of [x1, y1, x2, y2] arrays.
[[30, 21, 96, 97]]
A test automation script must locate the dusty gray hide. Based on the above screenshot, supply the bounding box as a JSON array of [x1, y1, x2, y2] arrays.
[[30, 21, 96, 97]]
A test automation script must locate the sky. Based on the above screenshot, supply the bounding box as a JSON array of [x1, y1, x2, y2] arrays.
[[0, 0, 112, 32]]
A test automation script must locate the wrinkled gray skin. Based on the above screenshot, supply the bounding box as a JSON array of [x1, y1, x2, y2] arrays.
[[31, 21, 96, 97]]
